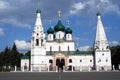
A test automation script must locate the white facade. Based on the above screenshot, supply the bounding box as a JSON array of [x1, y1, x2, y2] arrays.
[[94, 12, 111, 70], [21, 9, 112, 71], [21, 57, 29, 71]]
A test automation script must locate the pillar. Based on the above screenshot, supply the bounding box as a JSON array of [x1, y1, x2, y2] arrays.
[[15, 66, 17, 72]]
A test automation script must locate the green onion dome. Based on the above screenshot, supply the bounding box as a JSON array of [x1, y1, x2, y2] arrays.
[[47, 27, 54, 34], [36, 8, 41, 13], [65, 27, 72, 34], [54, 20, 65, 32]]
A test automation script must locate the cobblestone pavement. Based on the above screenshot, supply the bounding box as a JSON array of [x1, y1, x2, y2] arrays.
[[0, 72, 120, 80]]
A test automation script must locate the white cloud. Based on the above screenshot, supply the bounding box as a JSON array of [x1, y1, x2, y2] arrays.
[[0, 1, 15, 10], [0, 28, 4, 36], [109, 41, 119, 46], [69, 0, 120, 16], [78, 46, 92, 51], [70, 2, 85, 14], [0, 19, 31, 28], [15, 40, 31, 51]]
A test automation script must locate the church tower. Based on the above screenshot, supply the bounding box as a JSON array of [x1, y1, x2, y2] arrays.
[[65, 20, 72, 41], [31, 9, 46, 71], [54, 11, 65, 40], [94, 10, 111, 70]]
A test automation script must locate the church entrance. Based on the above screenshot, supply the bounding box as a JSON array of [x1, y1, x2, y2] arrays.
[[56, 58, 65, 71]]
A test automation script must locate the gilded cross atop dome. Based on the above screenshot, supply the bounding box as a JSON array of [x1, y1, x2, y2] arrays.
[[67, 20, 70, 27], [58, 10, 61, 20], [97, 5, 101, 16]]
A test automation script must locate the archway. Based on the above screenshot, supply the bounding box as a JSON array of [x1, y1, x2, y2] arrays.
[[56, 58, 65, 71]]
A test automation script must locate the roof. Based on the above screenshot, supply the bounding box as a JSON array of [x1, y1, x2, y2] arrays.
[[46, 51, 93, 55], [54, 20, 65, 32], [65, 27, 72, 34], [21, 56, 29, 59], [47, 27, 54, 34], [36, 8, 41, 13]]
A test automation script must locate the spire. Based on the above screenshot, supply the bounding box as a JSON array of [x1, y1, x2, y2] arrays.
[[58, 10, 61, 20], [67, 20, 70, 27], [94, 10, 109, 50], [34, 8, 42, 28], [96, 5, 101, 16]]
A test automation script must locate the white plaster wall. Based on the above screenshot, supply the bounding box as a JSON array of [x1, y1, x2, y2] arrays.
[[45, 56, 53, 65], [95, 51, 111, 67], [46, 41, 75, 51], [31, 47, 46, 55], [48, 34, 54, 41], [21, 59, 29, 70], [56, 31, 64, 39], [68, 55, 94, 67]]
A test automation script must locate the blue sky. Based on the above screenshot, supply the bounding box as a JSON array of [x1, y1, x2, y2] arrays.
[[0, 0, 120, 52]]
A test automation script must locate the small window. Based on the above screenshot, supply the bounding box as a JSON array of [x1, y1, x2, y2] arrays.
[[69, 59, 72, 63], [106, 59, 108, 62], [68, 34, 69, 38], [36, 39, 39, 46], [59, 34, 60, 39], [37, 33, 39, 36], [68, 46, 69, 51], [59, 46, 61, 51], [50, 46, 52, 51], [90, 60, 92, 62], [80, 60, 82, 62], [98, 59, 101, 62], [102, 53, 104, 56]]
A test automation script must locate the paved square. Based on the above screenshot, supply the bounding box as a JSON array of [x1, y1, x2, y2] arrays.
[[0, 72, 120, 80]]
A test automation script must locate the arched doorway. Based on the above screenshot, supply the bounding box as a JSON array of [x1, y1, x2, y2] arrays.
[[56, 58, 65, 71]]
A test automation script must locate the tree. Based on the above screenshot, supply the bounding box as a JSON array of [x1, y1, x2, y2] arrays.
[[25, 50, 30, 56], [11, 43, 22, 67], [110, 45, 120, 69]]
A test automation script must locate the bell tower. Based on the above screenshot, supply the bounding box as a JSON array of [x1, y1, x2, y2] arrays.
[[94, 9, 111, 70], [31, 8, 46, 71]]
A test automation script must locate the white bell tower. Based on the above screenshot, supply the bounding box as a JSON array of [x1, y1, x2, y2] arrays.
[[31, 8, 46, 71], [94, 9, 111, 70]]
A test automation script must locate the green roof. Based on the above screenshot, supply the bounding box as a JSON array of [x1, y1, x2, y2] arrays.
[[36, 8, 41, 13], [65, 27, 72, 34], [21, 56, 29, 59], [97, 11, 101, 16], [47, 27, 54, 34], [54, 20, 65, 32], [47, 51, 93, 55]]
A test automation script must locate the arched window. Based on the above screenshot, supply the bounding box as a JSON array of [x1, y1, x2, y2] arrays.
[[59, 34, 60, 39], [36, 39, 39, 46], [90, 60, 92, 62], [59, 46, 61, 51], [80, 60, 82, 62], [49, 59, 53, 63], [41, 39, 43, 46], [69, 59, 72, 63], [50, 46, 52, 51], [68, 46, 69, 51], [68, 34, 69, 38]]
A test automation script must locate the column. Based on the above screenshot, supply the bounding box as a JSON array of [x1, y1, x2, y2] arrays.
[[112, 65, 115, 71], [39, 66, 41, 72], [56, 66, 58, 72], [15, 66, 17, 72], [72, 66, 73, 71], [80, 66, 82, 72], [96, 66, 99, 71], [88, 66, 91, 72], [48, 65, 49, 72]]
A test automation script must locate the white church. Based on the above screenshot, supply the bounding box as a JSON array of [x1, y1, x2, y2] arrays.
[[21, 8, 112, 72]]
